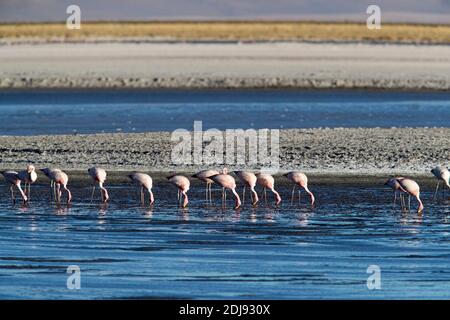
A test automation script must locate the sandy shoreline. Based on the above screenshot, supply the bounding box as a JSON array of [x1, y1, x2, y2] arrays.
[[1, 128, 448, 176], [1, 42, 449, 90]]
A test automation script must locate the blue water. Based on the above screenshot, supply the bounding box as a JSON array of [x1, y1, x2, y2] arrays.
[[1, 89, 450, 299], [0, 90, 449, 135], [1, 179, 450, 299]]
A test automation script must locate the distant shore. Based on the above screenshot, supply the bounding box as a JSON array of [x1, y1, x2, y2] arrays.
[[1, 22, 449, 44], [1, 41, 449, 90], [1, 128, 448, 176]]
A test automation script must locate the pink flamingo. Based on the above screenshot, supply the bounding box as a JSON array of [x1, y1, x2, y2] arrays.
[[40, 168, 72, 204], [39, 168, 61, 201], [256, 173, 281, 205], [384, 176, 406, 208], [88, 167, 109, 203], [1, 170, 28, 204], [284, 171, 315, 206], [233, 171, 259, 205], [192, 169, 220, 202], [209, 171, 241, 209], [431, 166, 450, 201], [396, 178, 424, 213], [129, 172, 154, 205], [167, 175, 190, 208], [17, 164, 37, 199]]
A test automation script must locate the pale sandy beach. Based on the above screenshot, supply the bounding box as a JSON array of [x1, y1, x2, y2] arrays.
[[1, 128, 448, 176], [0, 42, 449, 90]]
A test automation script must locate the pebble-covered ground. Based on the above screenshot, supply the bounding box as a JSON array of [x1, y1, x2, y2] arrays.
[[0, 128, 448, 176]]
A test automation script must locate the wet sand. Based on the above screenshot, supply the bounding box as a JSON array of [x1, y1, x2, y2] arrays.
[[0, 127, 448, 177], [0, 42, 449, 90]]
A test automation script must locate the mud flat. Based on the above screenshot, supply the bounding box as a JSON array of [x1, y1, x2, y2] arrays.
[[0, 42, 449, 90], [0, 128, 448, 177]]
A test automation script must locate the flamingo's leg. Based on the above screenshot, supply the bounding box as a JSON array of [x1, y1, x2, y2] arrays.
[[50, 181, 54, 202], [433, 181, 440, 201], [443, 182, 446, 200], [224, 189, 227, 207], [10, 185, 15, 204], [140, 186, 145, 205], [56, 184, 61, 204], [400, 193, 405, 210], [90, 185, 96, 202], [242, 186, 246, 205], [209, 183, 213, 204], [53, 182, 59, 203], [291, 185, 295, 205]]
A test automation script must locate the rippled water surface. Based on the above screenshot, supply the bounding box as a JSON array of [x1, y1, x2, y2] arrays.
[[0, 90, 449, 135], [1, 180, 450, 299]]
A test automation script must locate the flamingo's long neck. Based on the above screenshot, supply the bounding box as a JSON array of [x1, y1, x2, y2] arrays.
[[250, 186, 259, 203], [148, 190, 154, 204], [416, 196, 424, 212], [231, 188, 241, 208], [182, 190, 188, 207], [17, 183, 27, 201], [271, 188, 281, 202], [445, 179, 450, 189], [303, 184, 315, 205]]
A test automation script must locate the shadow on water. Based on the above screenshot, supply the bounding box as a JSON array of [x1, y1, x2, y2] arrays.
[[0, 181, 449, 299]]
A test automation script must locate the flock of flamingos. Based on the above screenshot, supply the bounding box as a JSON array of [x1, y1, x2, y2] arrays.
[[1, 165, 449, 213]]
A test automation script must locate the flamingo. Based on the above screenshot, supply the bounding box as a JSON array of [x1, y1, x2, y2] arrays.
[[1, 170, 28, 204], [284, 171, 315, 206], [128, 172, 154, 205], [39, 168, 61, 201], [431, 166, 450, 201], [88, 167, 109, 203], [209, 172, 241, 209], [384, 176, 406, 208], [233, 171, 258, 205], [17, 165, 37, 199], [167, 175, 190, 208], [256, 173, 281, 205], [192, 169, 220, 203], [396, 178, 424, 213], [40, 168, 72, 204]]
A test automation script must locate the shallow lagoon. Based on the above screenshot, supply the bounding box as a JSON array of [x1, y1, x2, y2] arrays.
[[1, 180, 449, 299]]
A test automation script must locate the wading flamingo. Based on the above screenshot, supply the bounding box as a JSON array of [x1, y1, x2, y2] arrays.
[[167, 175, 190, 208], [39, 168, 61, 201], [384, 176, 406, 208], [40, 168, 72, 204], [128, 172, 154, 205], [209, 172, 241, 209], [397, 178, 424, 213], [18, 165, 37, 199], [1, 171, 28, 204], [284, 171, 315, 206], [192, 169, 220, 203], [88, 167, 109, 203], [431, 166, 450, 201], [256, 173, 281, 205], [233, 171, 258, 205]]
